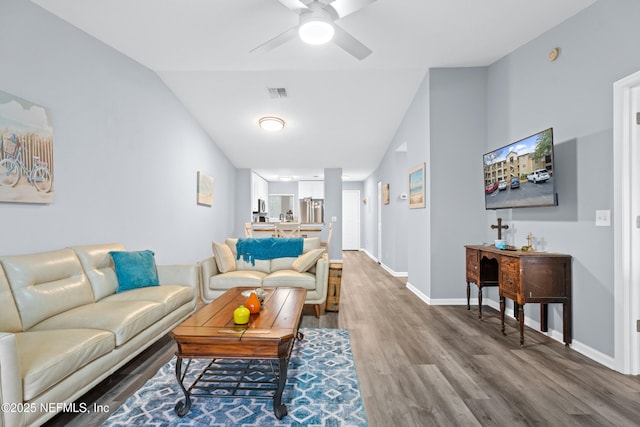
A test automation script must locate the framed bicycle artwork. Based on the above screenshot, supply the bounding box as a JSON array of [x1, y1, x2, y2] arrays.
[[0, 90, 54, 204]]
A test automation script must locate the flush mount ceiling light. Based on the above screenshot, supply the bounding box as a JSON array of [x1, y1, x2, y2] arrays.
[[298, 8, 334, 45], [258, 116, 285, 131]]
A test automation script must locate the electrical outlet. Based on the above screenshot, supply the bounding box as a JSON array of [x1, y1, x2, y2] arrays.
[[331, 216, 337, 222], [595, 210, 611, 227]]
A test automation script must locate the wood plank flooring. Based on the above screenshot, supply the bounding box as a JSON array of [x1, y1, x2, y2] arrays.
[[45, 250, 640, 426]]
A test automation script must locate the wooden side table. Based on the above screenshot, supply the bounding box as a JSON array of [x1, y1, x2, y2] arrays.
[[326, 263, 342, 312]]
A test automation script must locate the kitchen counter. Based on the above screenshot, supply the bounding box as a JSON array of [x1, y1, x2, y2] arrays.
[[250, 223, 323, 237]]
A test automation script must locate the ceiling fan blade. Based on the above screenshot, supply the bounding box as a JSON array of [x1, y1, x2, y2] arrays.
[[249, 26, 299, 54], [332, 24, 372, 60], [328, 0, 377, 19], [276, 0, 310, 12]]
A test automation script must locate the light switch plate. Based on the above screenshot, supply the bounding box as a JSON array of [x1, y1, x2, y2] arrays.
[[595, 210, 611, 226]]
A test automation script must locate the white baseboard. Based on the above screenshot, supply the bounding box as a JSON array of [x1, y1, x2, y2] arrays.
[[380, 263, 408, 278], [405, 284, 616, 370], [360, 248, 377, 262], [359, 249, 407, 277]]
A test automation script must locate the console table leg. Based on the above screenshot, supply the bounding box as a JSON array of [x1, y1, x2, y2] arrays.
[[500, 296, 506, 335], [563, 301, 572, 346], [273, 357, 288, 420], [466, 282, 471, 310], [519, 306, 525, 347], [541, 304, 549, 332], [174, 356, 192, 417], [478, 287, 483, 319]]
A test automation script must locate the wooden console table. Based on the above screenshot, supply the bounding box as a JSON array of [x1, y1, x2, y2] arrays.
[[465, 245, 572, 346]]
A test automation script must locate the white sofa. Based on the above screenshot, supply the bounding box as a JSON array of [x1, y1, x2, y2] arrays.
[[0, 243, 199, 427], [200, 237, 328, 316]]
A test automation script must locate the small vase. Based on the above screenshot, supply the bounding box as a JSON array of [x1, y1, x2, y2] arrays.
[[246, 291, 261, 314], [233, 305, 250, 325]]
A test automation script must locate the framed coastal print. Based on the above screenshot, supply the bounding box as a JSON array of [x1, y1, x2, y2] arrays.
[[0, 90, 54, 204], [408, 163, 425, 209], [197, 171, 213, 206], [383, 183, 390, 205]]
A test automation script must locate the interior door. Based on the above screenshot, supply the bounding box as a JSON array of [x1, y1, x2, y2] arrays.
[[377, 181, 382, 262], [342, 190, 360, 250], [613, 70, 640, 374]]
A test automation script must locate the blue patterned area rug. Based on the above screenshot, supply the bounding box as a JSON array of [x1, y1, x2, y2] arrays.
[[101, 328, 367, 426]]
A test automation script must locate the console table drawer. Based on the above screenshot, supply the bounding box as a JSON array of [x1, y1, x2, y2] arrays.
[[466, 248, 479, 283], [500, 257, 519, 297]]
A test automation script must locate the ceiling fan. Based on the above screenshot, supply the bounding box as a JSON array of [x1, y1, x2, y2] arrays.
[[250, 0, 377, 60]]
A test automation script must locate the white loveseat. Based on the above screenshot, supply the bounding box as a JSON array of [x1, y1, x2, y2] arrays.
[[0, 243, 199, 427], [200, 237, 328, 316]]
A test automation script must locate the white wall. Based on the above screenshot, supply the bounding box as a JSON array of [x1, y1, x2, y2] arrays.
[[0, 0, 237, 263]]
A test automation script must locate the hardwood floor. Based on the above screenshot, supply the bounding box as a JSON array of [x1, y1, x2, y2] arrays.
[[45, 251, 640, 426]]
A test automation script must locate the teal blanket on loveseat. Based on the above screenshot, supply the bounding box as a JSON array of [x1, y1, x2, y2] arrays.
[[236, 237, 304, 265]]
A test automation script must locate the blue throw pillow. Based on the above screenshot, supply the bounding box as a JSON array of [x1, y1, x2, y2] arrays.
[[109, 250, 159, 293]]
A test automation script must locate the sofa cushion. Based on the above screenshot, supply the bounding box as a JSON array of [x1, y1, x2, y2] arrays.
[[270, 238, 321, 272], [212, 241, 236, 273], [225, 238, 271, 273], [270, 257, 297, 271], [30, 300, 165, 346], [72, 243, 125, 301], [0, 248, 95, 330], [292, 248, 325, 272], [302, 237, 321, 252], [102, 285, 195, 315], [16, 329, 115, 401], [109, 250, 159, 293], [262, 270, 316, 290], [210, 270, 266, 289], [0, 267, 22, 332]]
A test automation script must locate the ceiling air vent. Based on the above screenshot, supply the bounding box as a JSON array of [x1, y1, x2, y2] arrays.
[[267, 87, 288, 99]]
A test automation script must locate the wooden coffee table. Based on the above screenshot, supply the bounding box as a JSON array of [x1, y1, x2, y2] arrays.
[[169, 286, 306, 419]]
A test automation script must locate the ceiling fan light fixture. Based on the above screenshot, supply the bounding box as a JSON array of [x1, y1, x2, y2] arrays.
[[259, 116, 285, 131], [298, 12, 334, 45]]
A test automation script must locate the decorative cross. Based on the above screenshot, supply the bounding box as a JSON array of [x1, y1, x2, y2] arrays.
[[526, 232, 534, 250], [491, 217, 509, 240]]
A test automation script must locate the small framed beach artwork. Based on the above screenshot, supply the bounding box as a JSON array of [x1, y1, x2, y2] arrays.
[[197, 171, 213, 206], [408, 163, 425, 209], [383, 183, 390, 205]]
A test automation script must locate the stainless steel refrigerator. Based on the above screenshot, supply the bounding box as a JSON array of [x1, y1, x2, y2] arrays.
[[299, 198, 324, 224]]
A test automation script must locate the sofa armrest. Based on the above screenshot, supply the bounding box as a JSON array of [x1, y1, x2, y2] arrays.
[[199, 257, 220, 303], [313, 254, 329, 305], [157, 264, 199, 290], [0, 333, 24, 427]]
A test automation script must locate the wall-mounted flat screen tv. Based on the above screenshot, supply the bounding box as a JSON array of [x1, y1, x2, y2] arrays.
[[483, 128, 557, 210]]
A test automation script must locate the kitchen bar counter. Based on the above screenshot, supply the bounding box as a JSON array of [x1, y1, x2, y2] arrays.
[[250, 223, 323, 237]]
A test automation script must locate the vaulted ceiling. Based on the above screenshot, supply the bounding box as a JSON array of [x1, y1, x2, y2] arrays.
[[32, 0, 596, 180]]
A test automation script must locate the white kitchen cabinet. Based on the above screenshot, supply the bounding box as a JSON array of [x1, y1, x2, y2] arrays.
[[251, 172, 268, 212], [298, 180, 324, 199]]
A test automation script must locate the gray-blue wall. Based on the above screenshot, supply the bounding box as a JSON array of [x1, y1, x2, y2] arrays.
[[484, 0, 640, 356], [363, 0, 640, 360], [430, 68, 488, 300], [0, 0, 237, 263]]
